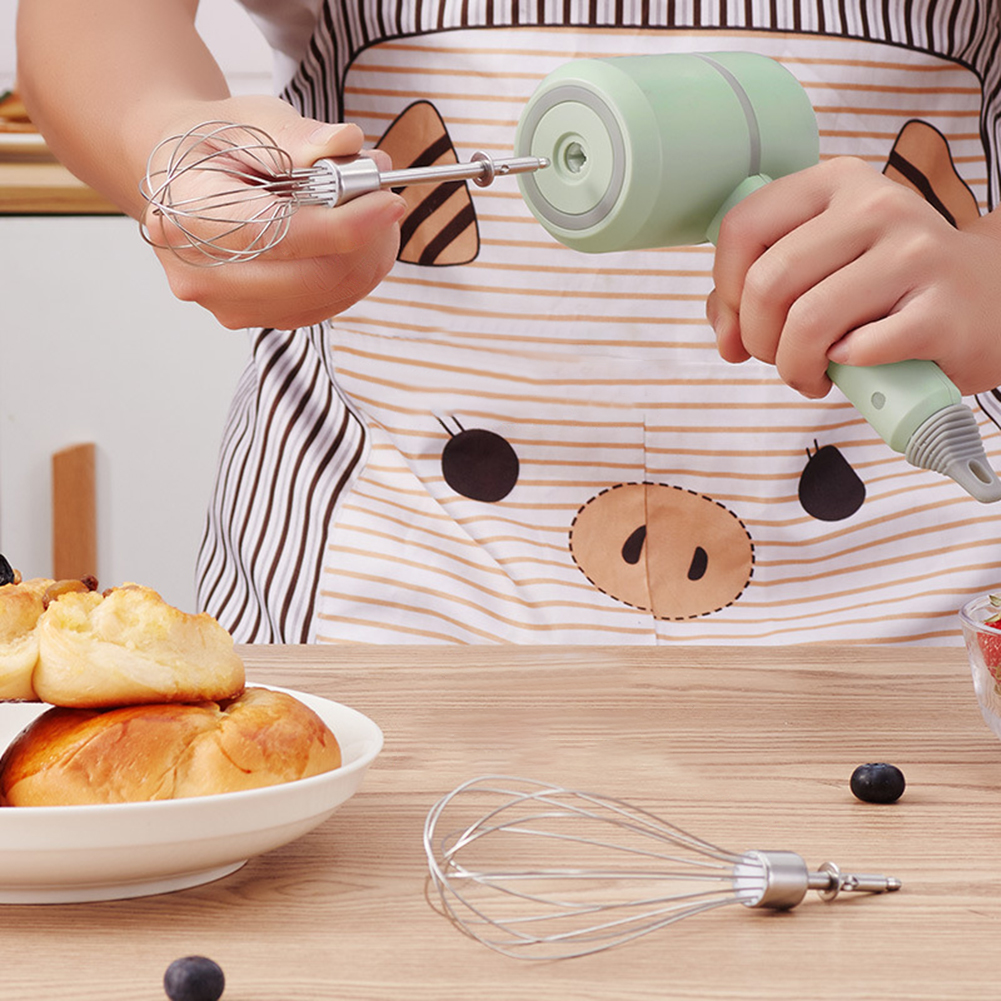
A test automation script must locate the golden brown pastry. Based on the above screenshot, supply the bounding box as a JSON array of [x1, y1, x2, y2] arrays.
[[32, 583, 244, 708], [0, 687, 341, 805], [0, 577, 49, 700], [0, 577, 98, 701]]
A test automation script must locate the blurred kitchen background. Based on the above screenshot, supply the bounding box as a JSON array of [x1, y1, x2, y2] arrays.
[[0, 1, 278, 612]]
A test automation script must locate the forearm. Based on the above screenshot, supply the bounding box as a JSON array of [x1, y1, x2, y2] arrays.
[[16, 0, 231, 217]]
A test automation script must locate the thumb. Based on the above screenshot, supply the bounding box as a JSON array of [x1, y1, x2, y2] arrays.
[[293, 120, 364, 162], [204, 97, 390, 171], [280, 117, 393, 173]]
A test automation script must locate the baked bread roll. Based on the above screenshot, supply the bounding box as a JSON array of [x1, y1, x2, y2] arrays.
[[33, 583, 244, 708], [0, 578, 49, 700], [0, 577, 98, 701], [0, 687, 342, 805]]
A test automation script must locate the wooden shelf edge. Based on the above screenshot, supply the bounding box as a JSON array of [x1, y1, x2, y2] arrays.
[[0, 162, 123, 215]]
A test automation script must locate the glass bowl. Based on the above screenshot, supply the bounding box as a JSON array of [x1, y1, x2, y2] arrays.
[[959, 593, 1001, 739]]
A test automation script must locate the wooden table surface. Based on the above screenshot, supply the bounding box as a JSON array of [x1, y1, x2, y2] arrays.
[[0, 161, 121, 214], [3, 644, 1000, 1001]]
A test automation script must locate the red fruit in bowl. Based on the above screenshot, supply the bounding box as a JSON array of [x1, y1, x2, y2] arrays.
[[978, 595, 1001, 681]]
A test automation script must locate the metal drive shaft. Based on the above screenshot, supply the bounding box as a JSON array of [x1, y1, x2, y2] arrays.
[[292, 152, 550, 208]]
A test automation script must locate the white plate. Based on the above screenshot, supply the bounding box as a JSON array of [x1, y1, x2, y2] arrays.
[[0, 686, 383, 903]]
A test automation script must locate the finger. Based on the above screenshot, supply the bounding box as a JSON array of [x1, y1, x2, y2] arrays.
[[826, 284, 947, 371], [737, 209, 871, 365], [706, 290, 749, 363], [712, 158, 877, 310], [303, 128, 394, 173], [832, 302, 1001, 397], [268, 191, 406, 261], [712, 170, 833, 309], [164, 234, 398, 330], [826, 311, 919, 368], [774, 254, 908, 397]]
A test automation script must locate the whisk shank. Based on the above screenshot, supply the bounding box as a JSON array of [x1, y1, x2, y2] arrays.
[[809, 860, 903, 901]]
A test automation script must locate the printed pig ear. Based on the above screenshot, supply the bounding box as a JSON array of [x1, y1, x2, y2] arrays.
[[376, 100, 480, 265], [883, 119, 980, 227]]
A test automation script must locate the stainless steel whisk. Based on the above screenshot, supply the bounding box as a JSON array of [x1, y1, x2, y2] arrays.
[[139, 121, 549, 265], [424, 776, 901, 960]]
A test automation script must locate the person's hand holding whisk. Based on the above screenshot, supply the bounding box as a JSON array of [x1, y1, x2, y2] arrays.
[[138, 96, 408, 331], [16, 2, 406, 331]]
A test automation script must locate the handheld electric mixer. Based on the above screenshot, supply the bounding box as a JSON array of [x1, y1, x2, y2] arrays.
[[513, 51, 1001, 503]]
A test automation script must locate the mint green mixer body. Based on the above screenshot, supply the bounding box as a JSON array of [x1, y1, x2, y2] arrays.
[[515, 52, 1001, 502]]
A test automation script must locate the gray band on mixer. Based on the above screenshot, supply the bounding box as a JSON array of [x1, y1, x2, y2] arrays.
[[694, 54, 762, 177], [515, 83, 626, 231]]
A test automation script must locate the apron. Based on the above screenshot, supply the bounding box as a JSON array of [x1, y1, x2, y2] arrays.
[[198, 0, 1001, 645]]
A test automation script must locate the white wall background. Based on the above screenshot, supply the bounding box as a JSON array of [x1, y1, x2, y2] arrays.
[[0, 1, 278, 611]]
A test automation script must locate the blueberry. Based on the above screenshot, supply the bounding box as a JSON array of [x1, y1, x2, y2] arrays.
[[0, 554, 14, 586], [163, 956, 225, 1001], [850, 763, 906, 804]]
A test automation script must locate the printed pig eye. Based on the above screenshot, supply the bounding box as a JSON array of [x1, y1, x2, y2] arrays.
[[798, 441, 866, 522], [438, 418, 519, 502]]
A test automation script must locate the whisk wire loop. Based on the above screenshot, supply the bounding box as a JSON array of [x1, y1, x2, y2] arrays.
[[140, 121, 299, 265], [430, 850, 744, 957]]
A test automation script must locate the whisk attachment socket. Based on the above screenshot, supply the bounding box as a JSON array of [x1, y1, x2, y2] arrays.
[[139, 120, 549, 265], [425, 776, 901, 960]]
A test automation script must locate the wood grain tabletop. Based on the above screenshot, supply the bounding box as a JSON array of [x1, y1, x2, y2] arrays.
[[0, 161, 120, 214], [2, 644, 999, 1001]]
